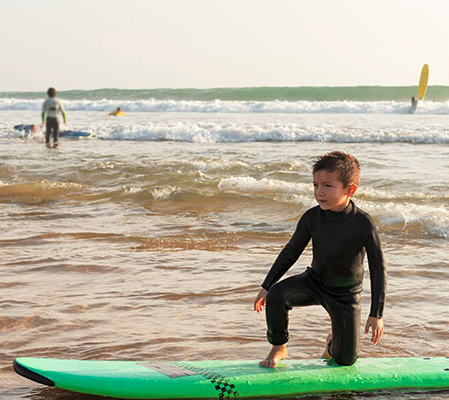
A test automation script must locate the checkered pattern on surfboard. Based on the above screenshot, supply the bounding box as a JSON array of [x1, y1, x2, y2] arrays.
[[172, 362, 239, 398]]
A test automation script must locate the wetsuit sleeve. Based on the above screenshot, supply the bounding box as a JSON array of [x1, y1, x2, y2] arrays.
[[365, 219, 387, 318], [261, 214, 311, 290], [41, 100, 46, 123], [59, 101, 67, 123]]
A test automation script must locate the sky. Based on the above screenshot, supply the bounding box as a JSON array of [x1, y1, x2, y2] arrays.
[[0, 0, 447, 91]]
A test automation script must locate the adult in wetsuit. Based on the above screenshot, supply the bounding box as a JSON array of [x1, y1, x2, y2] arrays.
[[41, 87, 67, 147], [261, 201, 386, 365]]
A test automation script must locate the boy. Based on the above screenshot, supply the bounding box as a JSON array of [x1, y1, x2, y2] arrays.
[[254, 151, 386, 367], [41, 87, 67, 148]]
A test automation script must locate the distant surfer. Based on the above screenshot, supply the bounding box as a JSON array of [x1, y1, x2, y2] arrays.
[[108, 107, 126, 116], [41, 87, 67, 148], [408, 96, 418, 114], [13, 124, 39, 136], [254, 151, 386, 368]]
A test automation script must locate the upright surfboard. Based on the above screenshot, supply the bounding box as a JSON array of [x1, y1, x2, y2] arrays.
[[13, 357, 449, 399], [417, 63, 429, 100]]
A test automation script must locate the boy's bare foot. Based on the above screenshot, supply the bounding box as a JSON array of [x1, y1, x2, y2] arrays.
[[322, 333, 332, 359], [259, 345, 287, 368]]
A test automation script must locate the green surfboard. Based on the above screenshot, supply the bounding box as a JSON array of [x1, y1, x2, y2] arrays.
[[14, 356, 449, 399]]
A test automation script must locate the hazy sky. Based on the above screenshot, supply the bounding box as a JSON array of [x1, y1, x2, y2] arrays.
[[0, 0, 447, 91]]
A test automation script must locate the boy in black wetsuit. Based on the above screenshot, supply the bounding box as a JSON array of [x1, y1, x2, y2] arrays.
[[254, 151, 386, 367]]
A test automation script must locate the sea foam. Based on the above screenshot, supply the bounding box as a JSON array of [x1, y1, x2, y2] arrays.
[[1, 97, 448, 115]]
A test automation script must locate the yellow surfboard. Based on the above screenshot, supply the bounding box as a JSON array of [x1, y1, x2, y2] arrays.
[[109, 111, 126, 116], [417, 64, 429, 100]]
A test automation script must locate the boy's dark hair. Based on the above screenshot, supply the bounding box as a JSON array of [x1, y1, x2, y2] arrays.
[[312, 151, 360, 187], [47, 87, 56, 97]]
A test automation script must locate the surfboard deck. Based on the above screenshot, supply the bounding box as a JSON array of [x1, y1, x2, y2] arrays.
[[13, 356, 449, 399]]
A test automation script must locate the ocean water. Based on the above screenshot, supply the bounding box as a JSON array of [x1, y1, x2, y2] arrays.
[[1, 88, 448, 400]]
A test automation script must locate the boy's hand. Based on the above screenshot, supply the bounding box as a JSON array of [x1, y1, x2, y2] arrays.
[[254, 288, 268, 313], [365, 316, 384, 345]]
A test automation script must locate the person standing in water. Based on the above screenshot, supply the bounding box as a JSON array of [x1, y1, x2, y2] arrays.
[[408, 96, 418, 114], [254, 151, 386, 367], [41, 87, 67, 148]]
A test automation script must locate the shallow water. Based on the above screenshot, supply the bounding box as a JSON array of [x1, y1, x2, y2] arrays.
[[1, 114, 448, 399]]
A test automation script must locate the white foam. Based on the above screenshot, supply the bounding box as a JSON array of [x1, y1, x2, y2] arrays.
[[358, 200, 449, 239], [1, 103, 447, 145], [1, 98, 448, 115], [94, 121, 449, 144], [218, 176, 311, 194], [357, 187, 449, 202], [2, 118, 448, 143], [151, 186, 178, 200]]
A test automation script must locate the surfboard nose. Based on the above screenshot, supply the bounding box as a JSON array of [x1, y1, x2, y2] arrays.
[[13, 358, 55, 387]]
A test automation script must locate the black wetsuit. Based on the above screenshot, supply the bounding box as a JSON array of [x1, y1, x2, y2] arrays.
[[261, 201, 386, 366]]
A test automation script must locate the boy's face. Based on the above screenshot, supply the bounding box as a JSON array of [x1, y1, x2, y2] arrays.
[[313, 170, 357, 212]]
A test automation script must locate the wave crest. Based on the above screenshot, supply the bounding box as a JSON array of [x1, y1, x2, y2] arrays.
[[1, 97, 448, 115]]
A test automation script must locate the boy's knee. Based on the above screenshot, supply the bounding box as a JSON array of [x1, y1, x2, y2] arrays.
[[266, 285, 287, 307]]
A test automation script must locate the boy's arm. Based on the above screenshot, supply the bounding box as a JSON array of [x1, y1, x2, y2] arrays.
[[365, 223, 387, 318], [364, 218, 386, 344], [261, 215, 311, 291], [59, 100, 67, 124], [41, 100, 46, 125]]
